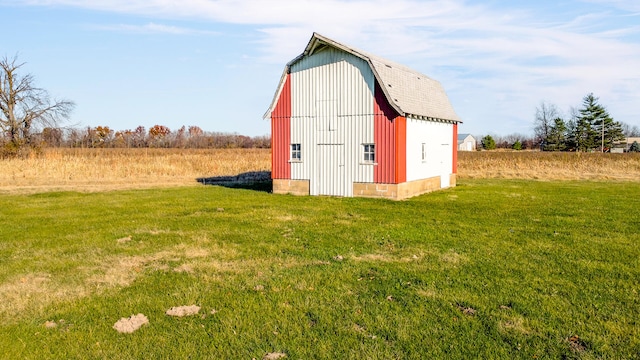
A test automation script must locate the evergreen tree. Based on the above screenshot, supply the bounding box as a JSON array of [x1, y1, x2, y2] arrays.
[[545, 117, 567, 151], [565, 116, 578, 151], [577, 93, 623, 152], [630, 141, 640, 153], [481, 135, 496, 150], [603, 120, 625, 151], [574, 114, 596, 152], [512, 140, 522, 150]]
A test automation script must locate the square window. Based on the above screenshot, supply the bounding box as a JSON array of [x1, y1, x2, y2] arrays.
[[363, 144, 375, 163], [291, 144, 301, 161]]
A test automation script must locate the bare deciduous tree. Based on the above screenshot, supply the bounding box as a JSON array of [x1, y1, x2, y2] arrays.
[[534, 101, 559, 145], [0, 55, 75, 152], [621, 122, 640, 138]]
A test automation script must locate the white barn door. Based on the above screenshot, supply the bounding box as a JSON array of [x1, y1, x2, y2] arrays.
[[316, 144, 345, 196]]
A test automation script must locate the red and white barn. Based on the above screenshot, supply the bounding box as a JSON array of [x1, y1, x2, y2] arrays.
[[264, 33, 462, 200]]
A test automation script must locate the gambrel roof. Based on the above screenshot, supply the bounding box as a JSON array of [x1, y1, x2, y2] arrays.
[[265, 32, 461, 123]]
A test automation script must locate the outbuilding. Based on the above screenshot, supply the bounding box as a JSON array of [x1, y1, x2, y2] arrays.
[[264, 33, 462, 200], [457, 134, 477, 151]]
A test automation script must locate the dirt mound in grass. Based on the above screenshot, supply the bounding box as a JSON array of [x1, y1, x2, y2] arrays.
[[113, 313, 149, 333]]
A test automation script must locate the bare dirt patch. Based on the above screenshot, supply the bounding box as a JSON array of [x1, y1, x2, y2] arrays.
[[1, 246, 214, 322], [352, 252, 424, 263], [440, 250, 467, 266], [113, 313, 149, 334], [0, 246, 335, 323], [262, 352, 287, 360], [116, 236, 132, 244], [88, 255, 154, 287], [89, 245, 216, 288], [173, 264, 194, 273], [567, 335, 587, 353], [457, 304, 477, 316], [183, 246, 210, 258], [44, 320, 57, 329], [353, 323, 377, 339], [417, 289, 437, 298], [352, 253, 393, 262], [0, 273, 87, 319], [166, 305, 201, 317], [498, 317, 529, 334]]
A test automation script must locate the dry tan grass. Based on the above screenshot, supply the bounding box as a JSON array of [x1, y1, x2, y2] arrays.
[[458, 151, 640, 181], [0, 148, 271, 194], [2, 148, 639, 194]]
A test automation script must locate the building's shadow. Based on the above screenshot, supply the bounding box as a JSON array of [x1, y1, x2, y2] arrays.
[[196, 171, 272, 193]]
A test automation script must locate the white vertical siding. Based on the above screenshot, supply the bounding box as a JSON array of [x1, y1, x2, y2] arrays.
[[290, 47, 376, 196], [406, 117, 453, 186]]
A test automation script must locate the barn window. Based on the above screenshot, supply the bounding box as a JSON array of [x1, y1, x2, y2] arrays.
[[291, 144, 301, 162], [363, 144, 375, 163], [421, 143, 427, 162]]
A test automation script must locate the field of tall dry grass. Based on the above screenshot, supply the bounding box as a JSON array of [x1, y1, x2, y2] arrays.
[[0, 148, 270, 193], [458, 151, 640, 181], [1, 148, 638, 193]]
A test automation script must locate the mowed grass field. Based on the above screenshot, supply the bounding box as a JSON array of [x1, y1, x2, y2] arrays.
[[1, 149, 639, 358]]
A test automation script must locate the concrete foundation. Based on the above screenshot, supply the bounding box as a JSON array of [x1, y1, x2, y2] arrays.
[[274, 175, 456, 200], [272, 179, 310, 196], [354, 174, 456, 200]]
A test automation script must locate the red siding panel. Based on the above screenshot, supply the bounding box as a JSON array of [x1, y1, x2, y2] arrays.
[[373, 81, 398, 184], [395, 116, 407, 183], [271, 74, 292, 179], [373, 81, 401, 184], [452, 123, 458, 174]]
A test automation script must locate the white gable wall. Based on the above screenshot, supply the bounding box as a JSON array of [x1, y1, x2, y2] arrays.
[[406, 117, 453, 187], [289, 47, 377, 196], [458, 135, 476, 151]]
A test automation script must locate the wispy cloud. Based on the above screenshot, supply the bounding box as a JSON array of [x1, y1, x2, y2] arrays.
[[9, 0, 640, 131], [581, 0, 640, 12], [92, 22, 219, 36]]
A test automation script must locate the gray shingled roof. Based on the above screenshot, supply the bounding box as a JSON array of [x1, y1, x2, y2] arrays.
[[265, 33, 461, 123]]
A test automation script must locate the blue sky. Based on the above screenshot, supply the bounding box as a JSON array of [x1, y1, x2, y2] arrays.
[[1, 0, 639, 137]]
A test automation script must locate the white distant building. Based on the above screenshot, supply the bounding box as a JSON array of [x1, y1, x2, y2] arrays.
[[625, 137, 640, 151], [457, 134, 476, 151]]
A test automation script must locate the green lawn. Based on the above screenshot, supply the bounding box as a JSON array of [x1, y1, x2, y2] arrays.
[[0, 180, 638, 359]]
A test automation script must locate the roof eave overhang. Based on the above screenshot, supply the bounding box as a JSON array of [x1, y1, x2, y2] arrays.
[[406, 114, 463, 124], [263, 54, 305, 120]]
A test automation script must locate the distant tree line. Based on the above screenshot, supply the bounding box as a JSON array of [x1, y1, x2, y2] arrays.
[[31, 125, 271, 149], [1, 55, 270, 156], [532, 93, 632, 152], [479, 134, 537, 151], [478, 93, 639, 152]]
